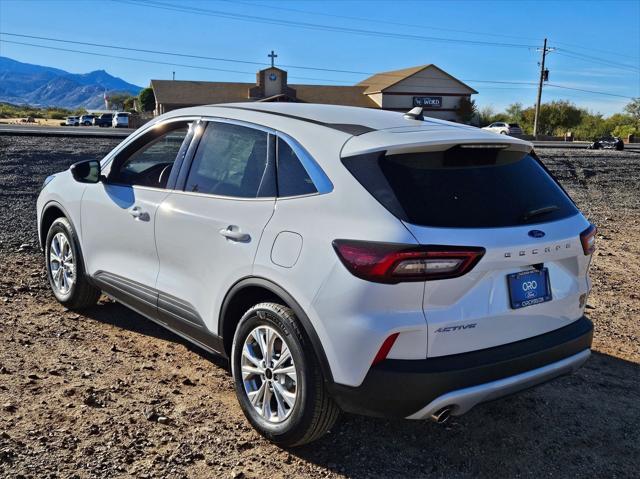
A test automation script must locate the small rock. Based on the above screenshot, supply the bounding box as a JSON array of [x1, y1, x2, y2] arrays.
[[27, 373, 40, 380], [182, 378, 196, 386], [2, 403, 16, 412], [0, 366, 10, 375], [157, 416, 170, 425], [144, 408, 159, 422]]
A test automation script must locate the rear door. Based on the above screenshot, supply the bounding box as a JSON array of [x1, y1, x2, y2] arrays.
[[154, 119, 276, 339], [341, 142, 593, 357]]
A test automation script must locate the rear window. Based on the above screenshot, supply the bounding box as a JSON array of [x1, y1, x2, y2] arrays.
[[341, 146, 578, 228]]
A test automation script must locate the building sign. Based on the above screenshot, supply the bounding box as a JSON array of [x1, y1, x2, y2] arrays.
[[413, 96, 442, 108]]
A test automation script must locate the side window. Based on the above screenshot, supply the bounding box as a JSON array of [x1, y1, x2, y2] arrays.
[[185, 122, 275, 198], [277, 137, 317, 197], [110, 122, 190, 188]]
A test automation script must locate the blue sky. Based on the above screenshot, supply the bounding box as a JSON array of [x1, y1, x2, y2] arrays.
[[0, 0, 638, 115]]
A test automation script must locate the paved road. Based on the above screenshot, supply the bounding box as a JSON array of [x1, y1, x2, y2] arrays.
[[0, 124, 134, 138], [1, 123, 639, 149]]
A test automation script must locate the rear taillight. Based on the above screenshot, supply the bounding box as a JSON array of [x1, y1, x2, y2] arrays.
[[332, 240, 485, 284], [580, 224, 597, 255]]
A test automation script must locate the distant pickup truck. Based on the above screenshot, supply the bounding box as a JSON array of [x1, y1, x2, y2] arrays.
[[92, 113, 113, 127]]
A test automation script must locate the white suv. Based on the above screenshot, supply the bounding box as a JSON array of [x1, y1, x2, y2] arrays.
[[483, 122, 524, 136], [112, 112, 129, 128], [37, 104, 595, 446]]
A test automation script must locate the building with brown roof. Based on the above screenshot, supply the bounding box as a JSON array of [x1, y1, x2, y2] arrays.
[[151, 63, 477, 122]]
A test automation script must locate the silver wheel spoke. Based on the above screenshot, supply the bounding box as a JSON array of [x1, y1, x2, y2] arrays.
[[273, 365, 296, 382], [242, 343, 262, 368], [261, 383, 272, 418], [248, 381, 265, 407], [272, 382, 288, 420], [272, 344, 291, 370]]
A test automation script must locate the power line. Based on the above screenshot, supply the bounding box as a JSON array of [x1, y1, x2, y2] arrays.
[[0, 32, 538, 83], [556, 49, 640, 73], [1, 36, 634, 100], [115, 0, 539, 49], [218, 0, 544, 43], [0, 37, 632, 99], [546, 83, 635, 99], [0, 39, 350, 83]]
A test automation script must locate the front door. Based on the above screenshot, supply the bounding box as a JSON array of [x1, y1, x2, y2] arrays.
[[81, 121, 192, 316]]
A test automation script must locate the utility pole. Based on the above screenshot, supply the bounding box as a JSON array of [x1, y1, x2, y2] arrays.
[[172, 71, 175, 81], [533, 38, 550, 138]]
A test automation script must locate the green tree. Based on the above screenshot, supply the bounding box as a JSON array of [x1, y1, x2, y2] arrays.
[[456, 97, 477, 124], [521, 100, 584, 136], [108, 93, 132, 110], [624, 98, 640, 126], [138, 87, 156, 112], [505, 103, 525, 124]]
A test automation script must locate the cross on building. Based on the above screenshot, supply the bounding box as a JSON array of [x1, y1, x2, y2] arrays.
[[268, 50, 277, 68]]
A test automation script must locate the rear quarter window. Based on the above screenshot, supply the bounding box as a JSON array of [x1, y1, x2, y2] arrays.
[[342, 146, 578, 228]]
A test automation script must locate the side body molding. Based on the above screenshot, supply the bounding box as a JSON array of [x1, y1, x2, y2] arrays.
[[92, 271, 225, 356]]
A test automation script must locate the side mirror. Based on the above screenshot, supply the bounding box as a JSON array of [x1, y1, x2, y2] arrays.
[[70, 159, 101, 183]]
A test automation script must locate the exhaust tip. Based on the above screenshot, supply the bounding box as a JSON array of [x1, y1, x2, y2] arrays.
[[430, 406, 453, 424]]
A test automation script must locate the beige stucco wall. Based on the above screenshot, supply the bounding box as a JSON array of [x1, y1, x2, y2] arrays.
[[384, 67, 475, 95]]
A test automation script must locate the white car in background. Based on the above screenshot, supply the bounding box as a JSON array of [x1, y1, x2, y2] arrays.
[[112, 112, 129, 128], [37, 103, 595, 446], [483, 122, 524, 137], [64, 116, 80, 126]]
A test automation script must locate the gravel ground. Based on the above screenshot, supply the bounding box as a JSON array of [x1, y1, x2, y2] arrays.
[[0, 136, 639, 478]]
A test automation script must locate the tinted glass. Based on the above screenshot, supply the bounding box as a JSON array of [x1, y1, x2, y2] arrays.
[[277, 138, 317, 197], [342, 147, 578, 228], [185, 122, 274, 198], [110, 124, 188, 188]]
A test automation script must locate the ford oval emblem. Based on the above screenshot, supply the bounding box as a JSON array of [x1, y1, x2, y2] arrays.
[[528, 230, 545, 238]]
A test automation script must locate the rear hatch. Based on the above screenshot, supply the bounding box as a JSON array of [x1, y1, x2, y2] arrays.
[[342, 128, 592, 357]]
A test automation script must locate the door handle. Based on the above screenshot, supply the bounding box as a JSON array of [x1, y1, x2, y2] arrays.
[[219, 226, 250, 243], [130, 206, 150, 222]]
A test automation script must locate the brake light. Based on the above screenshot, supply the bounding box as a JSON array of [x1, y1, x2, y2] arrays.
[[580, 224, 597, 255], [332, 240, 485, 283]]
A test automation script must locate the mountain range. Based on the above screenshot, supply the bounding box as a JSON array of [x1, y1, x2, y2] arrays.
[[0, 56, 142, 109]]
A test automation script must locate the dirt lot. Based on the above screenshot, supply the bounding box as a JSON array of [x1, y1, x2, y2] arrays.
[[0, 135, 638, 478]]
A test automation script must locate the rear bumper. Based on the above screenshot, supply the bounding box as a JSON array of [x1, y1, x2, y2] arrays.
[[329, 316, 593, 418]]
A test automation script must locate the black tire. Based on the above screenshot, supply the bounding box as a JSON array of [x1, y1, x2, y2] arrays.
[[45, 217, 101, 309], [231, 302, 340, 447]]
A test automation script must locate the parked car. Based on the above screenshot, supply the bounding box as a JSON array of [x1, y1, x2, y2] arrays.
[[482, 122, 524, 136], [79, 114, 95, 126], [588, 135, 624, 151], [37, 104, 595, 446], [92, 113, 113, 127], [64, 116, 80, 126], [112, 112, 130, 128]]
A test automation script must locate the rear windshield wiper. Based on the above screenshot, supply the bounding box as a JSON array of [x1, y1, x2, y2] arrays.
[[522, 205, 559, 222]]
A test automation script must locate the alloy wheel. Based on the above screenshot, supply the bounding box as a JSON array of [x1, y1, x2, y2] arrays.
[[49, 232, 75, 295], [241, 325, 298, 423]]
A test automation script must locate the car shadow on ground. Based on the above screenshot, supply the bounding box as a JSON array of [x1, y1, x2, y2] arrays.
[[79, 301, 638, 478], [81, 299, 229, 371]]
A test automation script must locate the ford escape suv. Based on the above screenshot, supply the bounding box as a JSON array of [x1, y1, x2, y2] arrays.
[[37, 103, 595, 446]]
